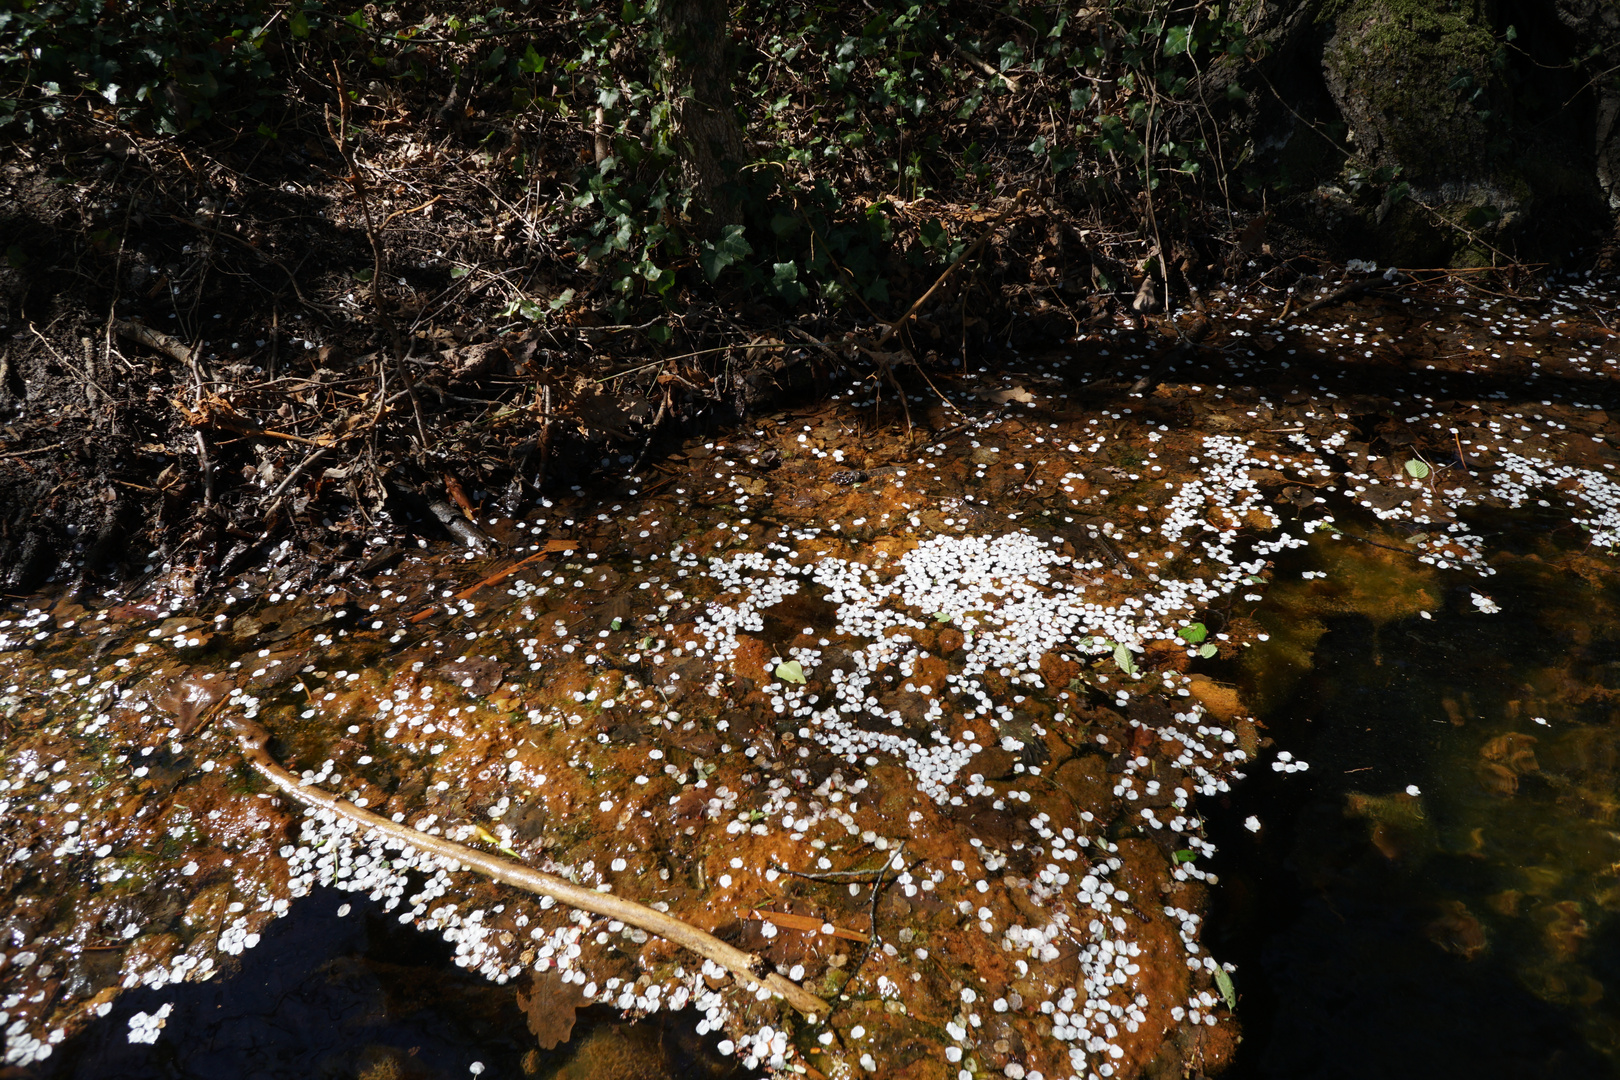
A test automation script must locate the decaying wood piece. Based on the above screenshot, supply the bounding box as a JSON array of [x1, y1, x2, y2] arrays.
[[226, 715, 829, 1018], [113, 319, 196, 367]]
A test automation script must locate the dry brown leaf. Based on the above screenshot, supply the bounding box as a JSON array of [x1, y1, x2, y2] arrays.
[[443, 473, 476, 520], [747, 909, 871, 942]]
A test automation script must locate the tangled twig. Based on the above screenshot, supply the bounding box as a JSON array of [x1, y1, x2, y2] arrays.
[[226, 715, 828, 1017]]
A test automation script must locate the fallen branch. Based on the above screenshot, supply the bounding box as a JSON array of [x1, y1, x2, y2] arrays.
[[947, 40, 1021, 92], [113, 319, 195, 367], [1302, 275, 1381, 313], [226, 714, 829, 1018]]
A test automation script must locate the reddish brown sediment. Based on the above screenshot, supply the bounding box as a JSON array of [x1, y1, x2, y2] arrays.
[[3, 277, 1619, 1074]]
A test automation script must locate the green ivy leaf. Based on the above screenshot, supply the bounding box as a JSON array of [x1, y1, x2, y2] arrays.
[[1163, 25, 1191, 56], [772, 261, 808, 305], [699, 223, 752, 281], [775, 660, 806, 684]]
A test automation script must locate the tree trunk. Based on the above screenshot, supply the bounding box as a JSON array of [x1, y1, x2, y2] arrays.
[[656, 0, 749, 230]]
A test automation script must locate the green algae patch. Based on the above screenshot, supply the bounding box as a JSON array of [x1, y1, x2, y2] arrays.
[[1321, 0, 1505, 184]]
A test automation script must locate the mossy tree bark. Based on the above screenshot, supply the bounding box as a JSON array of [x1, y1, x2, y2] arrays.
[[655, 0, 750, 231]]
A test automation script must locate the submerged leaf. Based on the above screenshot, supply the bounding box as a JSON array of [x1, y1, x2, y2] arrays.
[[1112, 642, 1138, 677], [517, 970, 589, 1050], [1214, 967, 1237, 1010]]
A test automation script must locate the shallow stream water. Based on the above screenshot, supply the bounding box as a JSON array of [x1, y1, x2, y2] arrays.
[[4, 271, 1619, 1079]]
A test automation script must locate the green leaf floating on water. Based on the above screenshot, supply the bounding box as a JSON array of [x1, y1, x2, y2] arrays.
[[775, 660, 806, 684], [1214, 967, 1237, 1010], [1112, 642, 1138, 677], [1178, 622, 1208, 644], [1199, 643, 1218, 658], [1172, 850, 1197, 864], [1404, 458, 1430, 479]]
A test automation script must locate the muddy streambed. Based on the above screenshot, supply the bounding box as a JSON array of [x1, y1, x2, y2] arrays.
[[2, 273, 1618, 1079]]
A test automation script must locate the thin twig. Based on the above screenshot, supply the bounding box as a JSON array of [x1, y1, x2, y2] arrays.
[[268, 446, 333, 499], [875, 191, 1026, 349], [836, 846, 910, 997], [194, 430, 214, 506]]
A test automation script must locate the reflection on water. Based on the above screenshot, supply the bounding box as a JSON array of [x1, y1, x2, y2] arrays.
[[43, 887, 744, 1080], [1210, 534, 1620, 1078]]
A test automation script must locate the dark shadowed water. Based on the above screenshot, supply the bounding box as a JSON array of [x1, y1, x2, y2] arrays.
[[43, 887, 745, 1080], [1208, 536, 1620, 1080]]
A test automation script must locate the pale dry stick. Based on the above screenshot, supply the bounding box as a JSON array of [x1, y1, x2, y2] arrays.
[[225, 715, 828, 1018], [948, 40, 1020, 91], [195, 430, 215, 506], [113, 319, 196, 367], [80, 337, 102, 413], [381, 194, 444, 227]]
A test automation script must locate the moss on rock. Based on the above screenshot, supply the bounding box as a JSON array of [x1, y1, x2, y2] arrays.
[[1321, 0, 1505, 183]]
